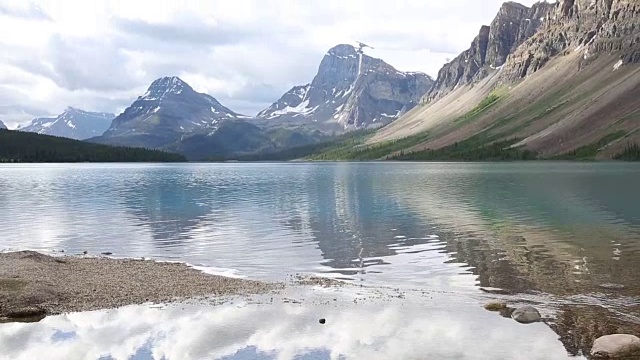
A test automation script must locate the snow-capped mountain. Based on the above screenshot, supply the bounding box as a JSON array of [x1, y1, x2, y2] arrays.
[[0, 120, 6, 130], [257, 44, 434, 130], [18, 108, 115, 140], [97, 76, 249, 148]]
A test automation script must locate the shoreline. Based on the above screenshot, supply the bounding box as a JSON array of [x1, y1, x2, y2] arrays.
[[0, 251, 280, 321]]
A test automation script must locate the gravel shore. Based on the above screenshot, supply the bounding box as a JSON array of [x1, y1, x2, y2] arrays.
[[0, 251, 279, 320]]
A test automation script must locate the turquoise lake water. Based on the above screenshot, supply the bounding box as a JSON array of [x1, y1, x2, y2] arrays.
[[1, 162, 639, 359]]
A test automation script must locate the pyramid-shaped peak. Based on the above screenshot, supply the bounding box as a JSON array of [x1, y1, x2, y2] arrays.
[[143, 76, 192, 100], [149, 76, 191, 90]]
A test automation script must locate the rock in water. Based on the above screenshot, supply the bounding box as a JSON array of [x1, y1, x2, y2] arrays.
[[511, 305, 541, 324], [484, 301, 507, 311], [591, 334, 640, 358], [599, 283, 626, 290], [319, 318, 326, 324]]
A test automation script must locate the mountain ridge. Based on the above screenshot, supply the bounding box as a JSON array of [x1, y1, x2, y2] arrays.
[[92, 76, 327, 160], [18, 107, 115, 140], [367, 0, 640, 160]]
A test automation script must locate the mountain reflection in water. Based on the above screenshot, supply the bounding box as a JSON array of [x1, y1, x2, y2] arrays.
[[1, 162, 639, 358]]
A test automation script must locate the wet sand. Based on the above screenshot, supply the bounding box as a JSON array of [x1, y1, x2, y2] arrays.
[[0, 251, 280, 320]]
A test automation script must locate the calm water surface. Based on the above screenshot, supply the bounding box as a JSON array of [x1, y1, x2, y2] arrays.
[[1, 162, 639, 359]]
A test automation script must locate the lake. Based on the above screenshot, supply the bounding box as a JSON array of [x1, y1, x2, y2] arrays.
[[1, 162, 639, 359]]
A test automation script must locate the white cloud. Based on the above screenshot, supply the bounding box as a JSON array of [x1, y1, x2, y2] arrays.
[[0, 0, 541, 129]]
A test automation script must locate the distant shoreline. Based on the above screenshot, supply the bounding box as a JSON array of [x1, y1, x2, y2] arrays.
[[0, 251, 279, 321]]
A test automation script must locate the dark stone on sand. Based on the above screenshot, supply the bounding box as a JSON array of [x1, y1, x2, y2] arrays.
[[82, 251, 88, 255], [319, 318, 326, 324], [101, 252, 113, 256], [511, 305, 541, 324], [5, 306, 46, 319]]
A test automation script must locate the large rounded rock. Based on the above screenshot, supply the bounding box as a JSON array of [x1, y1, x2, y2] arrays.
[[511, 305, 541, 324], [591, 334, 640, 358]]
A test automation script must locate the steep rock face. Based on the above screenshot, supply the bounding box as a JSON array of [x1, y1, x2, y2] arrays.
[[427, 1, 554, 100], [257, 44, 433, 130], [428, 26, 491, 100], [99, 76, 247, 148], [502, 0, 640, 80], [18, 108, 115, 140]]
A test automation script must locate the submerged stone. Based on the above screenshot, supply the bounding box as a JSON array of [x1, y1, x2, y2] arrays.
[[484, 301, 507, 311], [591, 334, 640, 358], [599, 283, 626, 290], [511, 305, 541, 324], [6, 306, 46, 319]]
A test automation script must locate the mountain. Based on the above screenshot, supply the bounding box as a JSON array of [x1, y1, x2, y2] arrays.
[[19, 107, 114, 140], [427, 1, 555, 100], [0, 120, 6, 130], [366, 0, 640, 160], [93, 77, 325, 160], [97, 76, 247, 149], [257, 44, 434, 131], [0, 129, 185, 163]]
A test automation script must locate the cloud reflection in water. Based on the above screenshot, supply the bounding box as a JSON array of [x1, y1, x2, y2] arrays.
[[0, 297, 582, 360]]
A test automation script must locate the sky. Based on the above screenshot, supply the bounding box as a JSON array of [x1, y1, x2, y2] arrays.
[[0, 0, 540, 129]]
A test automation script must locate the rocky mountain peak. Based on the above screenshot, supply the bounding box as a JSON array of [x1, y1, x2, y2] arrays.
[[426, 1, 555, 100], [100, 77, 246, 148], [141, 76, 192, 101], [61, 106, 114, 120], [326, 44, 359, 60], [257, 44, 433, 130], [501, 0, 640, 81], [501, 1, 529, 13]]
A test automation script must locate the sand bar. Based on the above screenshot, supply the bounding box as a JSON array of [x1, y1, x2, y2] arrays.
[[0, 251, 279, 320]]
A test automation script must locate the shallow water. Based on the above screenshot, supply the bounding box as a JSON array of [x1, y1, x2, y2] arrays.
[[1, 162, 639, 359], [0, 292, 586, 360]]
